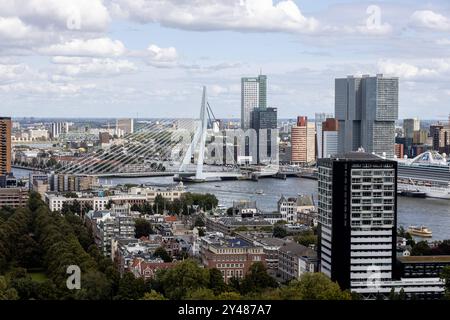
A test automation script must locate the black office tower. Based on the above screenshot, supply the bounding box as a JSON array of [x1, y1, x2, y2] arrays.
[[317, 152, 397, 292]]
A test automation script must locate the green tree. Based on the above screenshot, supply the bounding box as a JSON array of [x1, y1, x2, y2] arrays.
[[186, 288, 215, 300], [157, 259, 209, 299], [411, 241, 431, 256], [295, 230, 317, 247], [208, 268, 227, 295], [75, 271, 111, 300], [273, 225, 287, 238], [280, 273, 352, 300], [154, 247, 172, 263], [194, 216, 205, 228], [240, 262, 277, 294], [154, 195, 166, 214], [115, 272, 147, 300], [142, 290, 167, 300], [134, 218, 153, 238], [0, 276, 19, 300]]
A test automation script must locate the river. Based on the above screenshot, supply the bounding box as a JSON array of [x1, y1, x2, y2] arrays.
[[13, 168, 450, 240]]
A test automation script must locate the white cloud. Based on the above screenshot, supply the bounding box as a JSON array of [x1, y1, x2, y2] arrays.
[[40, 38, 126, 57], [145, 44, 178, 67], [355, 23, 392, 36], [0, 17, 31, 40], [411, 10, 450, 32], [110, 0, 319, 33], [0, 82, 95, 95], [0, 0, 110, 32], [378, 60, 439, 80], [56, 58, 137, 76]]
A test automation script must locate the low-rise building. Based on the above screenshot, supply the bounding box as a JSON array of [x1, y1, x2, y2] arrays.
[[85, 205, 136, 257], [205, 216, 272, 235], [396, 256, 450, 278], [200, 233, 266, 283], [128, 183, 185, 203], [277, 241, 318, 281], [0, 187, 29, 208]]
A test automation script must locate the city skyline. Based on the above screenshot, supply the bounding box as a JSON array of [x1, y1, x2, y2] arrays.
[[1, 1, 450, 119]]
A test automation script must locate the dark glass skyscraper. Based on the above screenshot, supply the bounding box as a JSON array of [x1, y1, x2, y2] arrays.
[[250, 107, 277, 164]]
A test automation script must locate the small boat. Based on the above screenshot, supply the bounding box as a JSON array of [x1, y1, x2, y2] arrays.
[[215, 185, 221, 188], [407, 226, 432, 238], [255, 190, 264, 195]]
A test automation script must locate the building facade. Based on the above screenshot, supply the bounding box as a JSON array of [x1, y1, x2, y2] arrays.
[[241, 75, 267, 130], [250, 107, 278, 164], [0, 117, 12, 175], [315, 113, 334, 159], [403, 118, 420, 139], [291, 116, 316, 164], [200, 233, 266, 283], [322, 118, 339, 159], [335, 74, 398, 158], [318, 152, 397, 292]]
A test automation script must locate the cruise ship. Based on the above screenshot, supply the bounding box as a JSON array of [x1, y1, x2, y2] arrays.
[[396, 151, 450, 200]]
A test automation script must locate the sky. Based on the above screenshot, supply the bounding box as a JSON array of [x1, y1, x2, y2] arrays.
[[1, 0, 450, 120]]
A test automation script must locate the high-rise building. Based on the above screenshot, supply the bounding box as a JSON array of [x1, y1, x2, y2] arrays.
[[250, 107, 277, 164], [291, 117, 315, 164], [315, 113, 334, 159], [317, 152, 397, 292], [241, 75, 267, 130], [394, 143, 404, 159], [413, 129, 428, 145], [430, 124, 444, 151], [321, 118, 339, 158], [0, 117, 12, 175], [335, 74, 398, 158], [116, 118, 134, 135], [403, 118, 420, 139], [51, 122, 69, 139]]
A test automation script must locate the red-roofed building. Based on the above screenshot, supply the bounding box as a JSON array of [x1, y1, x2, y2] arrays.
[[130, 258, 175, 280]]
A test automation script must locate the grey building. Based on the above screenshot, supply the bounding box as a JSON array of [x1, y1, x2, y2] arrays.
[[241, 75, 267, 130], [335, 74, 398, 158], [250, 107, 277, 163]]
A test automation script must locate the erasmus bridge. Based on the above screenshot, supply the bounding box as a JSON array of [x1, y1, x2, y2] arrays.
[[55, 87, 248, 182]]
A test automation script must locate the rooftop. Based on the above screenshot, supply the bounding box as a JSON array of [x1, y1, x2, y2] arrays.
[[278, 242, 317, 259], [397, 255, 450, 263]]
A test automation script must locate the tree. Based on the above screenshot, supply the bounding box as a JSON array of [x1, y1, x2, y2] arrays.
[[0, 276, 19, 300], [154, 247, 172, 263], [216, 291, 242, 300], [441, 266, 450, 299], [273, 225, 287, 238], [411, 241, 431, 256], [115, 272, 147, 300], [186, 288, 215, 300], [295, 230, 317, 248], [16, 234, 42, 269], [280, 273, 352, 300], [194, 216, 205, 228], [142, 290, 167, 300], [240, 262, 277, 294], [134, 218, 153, 238], [154, 195, 166, 214], [75, 271, 112, 300], [208, 268, 227, 295], [157, 259, 209, 299]]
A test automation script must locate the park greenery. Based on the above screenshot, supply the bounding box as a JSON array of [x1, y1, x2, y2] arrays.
[[0, 192, 354, 300], [1, 193, 449, 300], [130, 192, 218, 215]]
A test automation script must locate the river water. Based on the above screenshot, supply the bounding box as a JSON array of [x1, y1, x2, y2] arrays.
[[13, 168, 450, 240]]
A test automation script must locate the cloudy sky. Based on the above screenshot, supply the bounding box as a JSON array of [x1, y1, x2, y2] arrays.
[[1, 0, 450, 119]]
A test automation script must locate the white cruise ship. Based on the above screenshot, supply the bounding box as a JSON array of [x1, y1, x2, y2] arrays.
[[396, 151, 450, 200]]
